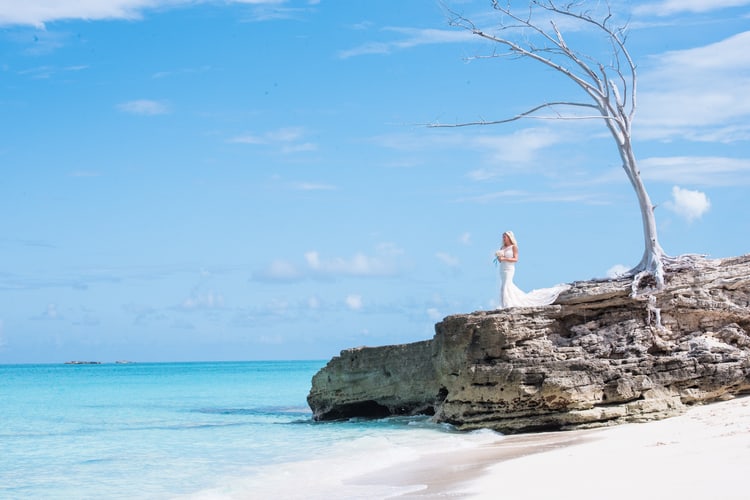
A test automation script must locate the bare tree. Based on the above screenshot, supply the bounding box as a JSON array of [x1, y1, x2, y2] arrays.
[[436, 0, 670, 290]]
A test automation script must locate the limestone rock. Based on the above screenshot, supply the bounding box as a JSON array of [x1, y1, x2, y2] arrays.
[[307, 254, 750, 433]]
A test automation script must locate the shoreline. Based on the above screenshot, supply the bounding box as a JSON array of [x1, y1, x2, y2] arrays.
[[352, 427, 604, 498], [353, 396, 750, 499]]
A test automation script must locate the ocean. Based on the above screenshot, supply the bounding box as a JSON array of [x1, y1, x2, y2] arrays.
[[0, 361, 500, 499]]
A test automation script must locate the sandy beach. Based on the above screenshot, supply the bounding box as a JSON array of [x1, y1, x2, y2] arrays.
[[358, 396, 750, 499]]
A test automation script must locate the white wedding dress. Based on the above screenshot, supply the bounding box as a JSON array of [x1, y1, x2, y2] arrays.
[[497, 246, 569, 309]]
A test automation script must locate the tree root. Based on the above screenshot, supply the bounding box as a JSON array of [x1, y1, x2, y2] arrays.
[[627, 253, 708, 297], [628, 253, 711, 332]]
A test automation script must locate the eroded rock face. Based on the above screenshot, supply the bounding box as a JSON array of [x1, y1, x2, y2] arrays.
[[307, 255, 750, 433]]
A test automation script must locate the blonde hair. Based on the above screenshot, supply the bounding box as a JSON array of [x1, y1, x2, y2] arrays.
[[503, 231, 518, 247]]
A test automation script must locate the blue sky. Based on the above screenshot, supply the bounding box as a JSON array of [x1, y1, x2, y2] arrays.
[[1, 0, 749, 363]]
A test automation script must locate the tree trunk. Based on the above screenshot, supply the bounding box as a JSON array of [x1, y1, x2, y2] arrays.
[[443, 2, 671, 291], [619, 135, 666, 289]]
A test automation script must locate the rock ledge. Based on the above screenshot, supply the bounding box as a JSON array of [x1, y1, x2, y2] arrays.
[[307, 254, 750, 433]]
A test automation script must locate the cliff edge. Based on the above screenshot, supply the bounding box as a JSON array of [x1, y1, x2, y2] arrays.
[[307, 254, 750, 433]]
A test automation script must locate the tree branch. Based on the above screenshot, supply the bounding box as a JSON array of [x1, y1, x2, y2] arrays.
[[428, 101, 601, 128]]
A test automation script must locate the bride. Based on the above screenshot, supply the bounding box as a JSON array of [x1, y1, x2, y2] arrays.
[[495, 231, 569, 309]]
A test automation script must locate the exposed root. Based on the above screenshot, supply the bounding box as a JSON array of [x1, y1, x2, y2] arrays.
[[626, 253, 711, 333], [626, 252, 710, 298], [662, 253, 709, 272], [646, 295, 667, 332]]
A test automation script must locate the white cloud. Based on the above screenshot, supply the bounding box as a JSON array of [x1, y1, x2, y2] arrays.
[[375, 242, 405, 256], [253, 259, 302, 282], [640, 156, 750, 186], [69, 170, 102, 177], [253, 245, 404, 283], [293, 182, 336, 191], [17, 62, 87, 79], [664, 186, 711, 222], [638, 31, 750, 142], [459, 232, 471, 245], [634, 0, 750, 16], [0, 0, 287, 27], [151, 65, 212, 79], [228, 126, 317, 154], [279, 142, 317, 154], [181, 291, 225, 310], [305, 250, 398, 277], [426, 308, 443, 321], [606, 264, 630, 278], [469, 127, 564, 168], [234, 126, 303, 144], [0, 0, 152, 27], [9, 30, 75, 56], [345, 294, 363, 311], [338, 27, 473, 59], [117, 99, 169, 115], [34, 303, 62, 320], [45, 303, 60, 319], [436, 252, 460, 268], [457, 189, 612, 205], [227, 135, 264, 145]]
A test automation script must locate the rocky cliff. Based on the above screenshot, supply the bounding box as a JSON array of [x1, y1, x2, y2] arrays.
[[307, 254, 750, 433]]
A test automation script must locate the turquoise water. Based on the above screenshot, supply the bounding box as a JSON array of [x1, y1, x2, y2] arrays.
[[0, 361, 499, 499]]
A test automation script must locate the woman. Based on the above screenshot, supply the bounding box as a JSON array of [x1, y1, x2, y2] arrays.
[[495, 230, 568, 309]]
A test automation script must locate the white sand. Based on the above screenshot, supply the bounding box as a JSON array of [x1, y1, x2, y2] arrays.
[[386, 396, 750, 499], [456, 396, 750, 499]]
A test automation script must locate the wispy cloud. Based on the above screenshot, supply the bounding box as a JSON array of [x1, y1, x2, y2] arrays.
[[239, 4, 315, 23], [228, 126, 317, 154], [292, 182, 337, 191], [0, 0, 292, 28], [426, 307, 443, 321], [372, 127, 567, 171], [304, 250, 396, 277], [640, 156, 750, 186], [637, 31, 750, 142], [17, 63, 87, 79], [252, 244, 405, 283], [338, 27, 474, 59], [152, 65, 213, 79], [0, 0, 150, 27], [6, 29, 76, 55], [252, 259, 304, 282], [32, 303, 63, 321], [117, 99, 170, 115], [634, 0, 750, 16], [180, 291, 225, 311], [468, 127, 566, 170], [124, 302, 168, 326], [0, 237, 55, 250], [0, 271, 104, 291], [436, 252, 460, 268], [69, 170, 102, 177], [0, 264, 211, 292], [606, 264, 630, 278], [345, 294, 363, 311], [456, 189, 613, 205]]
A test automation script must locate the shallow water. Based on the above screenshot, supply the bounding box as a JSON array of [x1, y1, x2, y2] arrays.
[[1, 361, 500, 499]]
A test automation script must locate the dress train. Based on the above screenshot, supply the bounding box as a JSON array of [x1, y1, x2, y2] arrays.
[[499, 261, 569, 309]]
